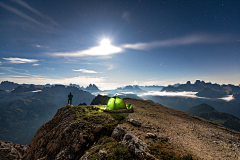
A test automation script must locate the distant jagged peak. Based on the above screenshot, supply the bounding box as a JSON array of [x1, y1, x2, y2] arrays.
[[1, 81, 19, 85], [0, 81, 19, 91], [123, 85, 142, 90], [86, 83, 99, 90], [186, 81, 191, 85], [194, 80, 206, 85], [124, 85, 134, 89]]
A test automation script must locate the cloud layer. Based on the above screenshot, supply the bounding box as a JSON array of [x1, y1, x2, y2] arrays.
[[72, 69, 100, 73], [3, 57, 39, 64], [53, 45, 122, 57], [122, 34, 229, 50]]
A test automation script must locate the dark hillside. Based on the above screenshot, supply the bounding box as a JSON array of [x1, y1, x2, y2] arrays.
[[0, 97, 58, 144], [185, 103, 240, 132]]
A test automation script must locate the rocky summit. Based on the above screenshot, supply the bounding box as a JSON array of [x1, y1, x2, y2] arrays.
[[1, 98, 240, 159]]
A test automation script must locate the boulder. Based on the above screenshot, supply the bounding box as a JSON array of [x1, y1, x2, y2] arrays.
[[98, 149, 107, 160], [121, 132, 147, 159], [112, 124, 126, 140]]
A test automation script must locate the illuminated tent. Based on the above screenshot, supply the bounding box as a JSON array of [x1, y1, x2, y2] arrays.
[[106, 96, 127, 110]]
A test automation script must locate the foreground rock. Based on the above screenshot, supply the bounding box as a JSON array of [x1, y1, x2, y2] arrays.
[[22, 106, 117, 160], [146, 133, 157, 139], [98, 149, 107, 160], [0, 141, 27, 160], [111, 125, 157, 160], [128, 118, 141, 127], [121, 132, 147, 159], [112, 124, 126, 140]]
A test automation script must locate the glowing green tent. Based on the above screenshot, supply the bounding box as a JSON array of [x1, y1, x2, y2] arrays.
[[106, 96, 127, 110]]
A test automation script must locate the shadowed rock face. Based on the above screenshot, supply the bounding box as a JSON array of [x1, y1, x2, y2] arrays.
[[90, 95, 110, 105], [23, 106, 86, 160], [22, 105, 121, 160]]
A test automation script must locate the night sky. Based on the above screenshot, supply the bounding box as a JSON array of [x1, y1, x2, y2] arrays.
[[0, 0, 240, 89]]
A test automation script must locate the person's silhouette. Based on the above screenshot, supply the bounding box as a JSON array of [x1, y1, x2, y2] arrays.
[[68, 92, 73, 105]]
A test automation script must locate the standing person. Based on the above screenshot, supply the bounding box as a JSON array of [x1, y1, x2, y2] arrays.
[[68, 92, 73, 105]]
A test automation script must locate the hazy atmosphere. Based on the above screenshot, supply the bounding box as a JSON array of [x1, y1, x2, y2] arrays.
[[0, 0, 240, 89]]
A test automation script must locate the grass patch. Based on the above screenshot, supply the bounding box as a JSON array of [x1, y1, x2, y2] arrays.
[[93, 105, 107, 109], [107, 113, 129, 122], [86, 136, 135, 160], [109, 144, 132, 160], [148, 139, 194, 160]]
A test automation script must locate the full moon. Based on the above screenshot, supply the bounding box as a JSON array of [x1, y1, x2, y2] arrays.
[[100, 39, 111, 46]]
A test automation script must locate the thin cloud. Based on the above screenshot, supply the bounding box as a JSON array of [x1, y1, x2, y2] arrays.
[[32, 64, 40, 66], [0, 2, 45, 27], [10, 75, 29, 78], [122, 34, 229, 50], [107, 65, 113, 70], [3, 57, 39, 64], [122, 11, 131, 23], [45, 67, 55, 71], [72, 69, 101, 73], [36, 44, 49, 48], [52, 44, 122, 57], [13, 0, 58, 26], [52, 34, 229, 58]]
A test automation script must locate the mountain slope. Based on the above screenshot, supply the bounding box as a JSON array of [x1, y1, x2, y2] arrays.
[[0, 97, 59, 145], [21, 99, 240, 159], [185, 103, 240, 132]]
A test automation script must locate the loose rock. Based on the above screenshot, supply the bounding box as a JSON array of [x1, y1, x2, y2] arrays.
[[93, 125, 102, 133], [121, 132, 147, 159], [98, 149, 107, 160], [112, 124, 126, 140], [128, 118, 141, 127], [146, 133, 157, 139], [79, 152, 90, 160]]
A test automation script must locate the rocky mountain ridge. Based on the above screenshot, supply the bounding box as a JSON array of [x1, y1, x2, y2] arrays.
[[161, 80, 240, 98], [1, 98, 240, 159]]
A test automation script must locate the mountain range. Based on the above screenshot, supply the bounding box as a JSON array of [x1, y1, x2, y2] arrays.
[[161, 80, 240, 98]]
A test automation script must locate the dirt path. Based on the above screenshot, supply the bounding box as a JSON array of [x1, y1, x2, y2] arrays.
[[124, 98, 240, 160]]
